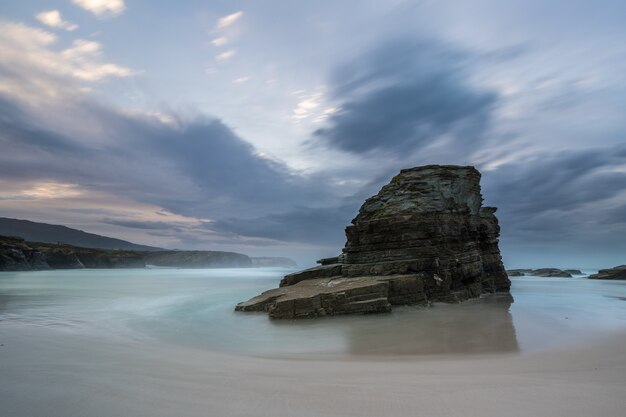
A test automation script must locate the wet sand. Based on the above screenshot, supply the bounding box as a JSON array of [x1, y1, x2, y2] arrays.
[[1, 323, 625, 417]]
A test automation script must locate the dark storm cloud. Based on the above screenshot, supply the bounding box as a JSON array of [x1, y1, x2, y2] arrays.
[[482, 146, 626, 241], [211, 203, 359, 246], [314, 38, 498, 155], [0, 97, 88, 174]]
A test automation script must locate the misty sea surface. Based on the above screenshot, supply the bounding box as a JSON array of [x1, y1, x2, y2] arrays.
[[2, 267, 626, 356]]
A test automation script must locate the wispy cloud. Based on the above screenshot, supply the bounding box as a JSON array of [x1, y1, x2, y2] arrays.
[[72, 0, 125, 17], [0, 182, 82, 201], [216, 11, 243, 29], [211, 37, 228, 47], [293, 94, 321, 120], [61, 39, 136, 80], [291, 88, 337, 125], [36, 10, 78, 31], [232, 76, 250, 84], [62, 39, 102, 59], [216, 49, 236, 62], [0, 20, 136, 103]]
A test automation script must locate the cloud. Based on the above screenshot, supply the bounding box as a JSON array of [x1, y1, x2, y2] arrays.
[[216, 11, 243, 29], [212, 204, 356, 246], [216, 50, 236, 62], [0, 20, 136, 104], [483, 146, 626, 236], [102, 219, 182, 230], [232, 76, 250, 84], [73, 0, 125, 17], [293, 93, 322, 120], [36, 10, 78, 31], [0, 182, 81, 201], [473, 145, 626, 266], [62, 40, 136, 80], [0, 86, 342, 248], [313, 38, 498, 155], [211, 37, 228, 47]]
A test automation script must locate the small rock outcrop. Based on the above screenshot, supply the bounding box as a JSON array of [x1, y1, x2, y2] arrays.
[[589, 265, 626, 280], [531, 268, 572, 277], [236, 165, 510, 318], [507, 268, 573, 278]]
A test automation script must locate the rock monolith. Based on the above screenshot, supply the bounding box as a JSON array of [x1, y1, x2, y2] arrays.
[[236, 165, 510, 318]]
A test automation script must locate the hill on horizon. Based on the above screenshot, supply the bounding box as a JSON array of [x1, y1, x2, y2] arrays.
[[0, 217, 163, 251]]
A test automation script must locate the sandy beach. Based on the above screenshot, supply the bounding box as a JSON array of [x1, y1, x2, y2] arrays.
[[1, 322, 625, 417]]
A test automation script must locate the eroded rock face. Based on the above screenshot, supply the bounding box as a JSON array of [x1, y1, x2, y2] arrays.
[[0, 237, 50, 271], [236, 165, 510, 318]]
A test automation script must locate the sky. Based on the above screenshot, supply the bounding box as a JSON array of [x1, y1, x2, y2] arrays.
[[0, 0, 625, 268]]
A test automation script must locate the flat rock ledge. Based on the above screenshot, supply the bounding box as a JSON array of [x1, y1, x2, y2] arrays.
[[236, 165, 510, 319], [235, 274, 485, 319]]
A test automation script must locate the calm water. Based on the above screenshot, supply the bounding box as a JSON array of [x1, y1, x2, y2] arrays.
[[1, 268, 626, 355]]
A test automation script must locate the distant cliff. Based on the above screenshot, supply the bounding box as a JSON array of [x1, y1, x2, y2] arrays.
[[1, 221, 296, 271], [0, 236, 277, 271], [0, 218, 162, 251], [0, 236, 145, 271]]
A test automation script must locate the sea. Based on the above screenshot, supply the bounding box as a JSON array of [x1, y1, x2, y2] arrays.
[[2, 267, 626, 356]]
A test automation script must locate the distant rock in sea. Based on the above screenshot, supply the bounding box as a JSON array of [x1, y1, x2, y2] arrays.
[[250, 257, 298, 268], [507, 269, 532, 277], [532, 268, 572, 277], [507, 268, 573, 278], [589, 265, 626, 280], [236, 165, 510, 318]]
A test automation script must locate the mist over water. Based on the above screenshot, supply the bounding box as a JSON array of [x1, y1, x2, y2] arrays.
[[1, 268, 626, 356]]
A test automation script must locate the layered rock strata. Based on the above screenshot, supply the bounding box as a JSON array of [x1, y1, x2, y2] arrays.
[[236, 165, 510, 319]]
